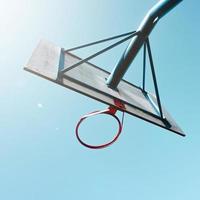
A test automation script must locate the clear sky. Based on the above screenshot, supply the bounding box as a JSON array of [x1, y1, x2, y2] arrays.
[[0, 0, 199, 199]]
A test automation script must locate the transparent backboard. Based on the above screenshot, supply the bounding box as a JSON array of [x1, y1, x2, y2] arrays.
[[24, 39, 185, 136]]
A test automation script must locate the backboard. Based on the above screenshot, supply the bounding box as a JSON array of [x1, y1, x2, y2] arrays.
[[24, 39, 185, 136]]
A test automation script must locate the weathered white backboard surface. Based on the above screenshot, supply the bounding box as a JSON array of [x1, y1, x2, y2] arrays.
[[24, 39, 185, 136]]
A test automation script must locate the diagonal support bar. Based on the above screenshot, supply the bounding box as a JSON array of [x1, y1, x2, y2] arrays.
[[142, 42, 147, 91], [65, 31, 136, 52], [146, 38, 164, 119], [60, 31, 139, 74]]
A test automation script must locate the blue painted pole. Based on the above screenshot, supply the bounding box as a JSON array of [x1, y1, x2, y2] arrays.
[[106, 0, 183, 89]]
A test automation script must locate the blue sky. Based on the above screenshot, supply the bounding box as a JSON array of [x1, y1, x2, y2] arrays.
[[0, 0, 200, 199]]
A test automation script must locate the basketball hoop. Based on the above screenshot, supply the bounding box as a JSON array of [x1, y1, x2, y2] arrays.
[[75, 100, 125, 149]]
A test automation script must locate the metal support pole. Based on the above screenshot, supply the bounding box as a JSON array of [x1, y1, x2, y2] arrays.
[[106, 0, 183, 89]]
